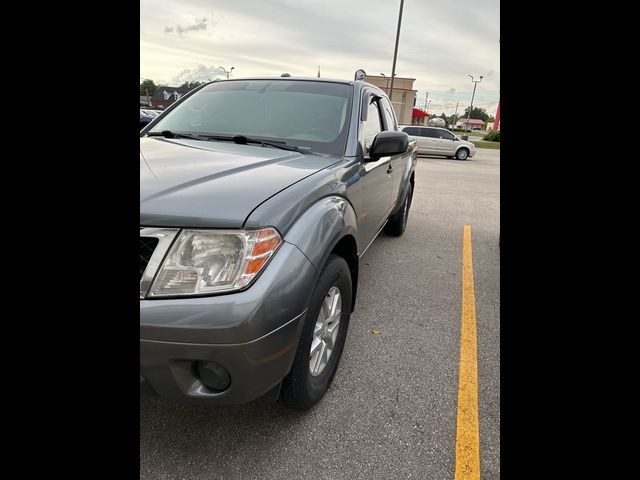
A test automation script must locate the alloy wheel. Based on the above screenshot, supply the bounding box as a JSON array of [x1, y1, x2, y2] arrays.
[[309, 286, 342, 376]]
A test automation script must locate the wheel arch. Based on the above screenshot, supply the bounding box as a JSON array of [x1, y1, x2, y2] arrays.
[[283, 196, 360, 312], [328, 235, 358, 312]]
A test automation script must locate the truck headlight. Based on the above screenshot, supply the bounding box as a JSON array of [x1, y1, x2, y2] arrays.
[[148, 228, 282, 297]]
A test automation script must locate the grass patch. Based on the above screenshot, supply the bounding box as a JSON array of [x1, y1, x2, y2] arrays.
[[471, 140, 500, 150]]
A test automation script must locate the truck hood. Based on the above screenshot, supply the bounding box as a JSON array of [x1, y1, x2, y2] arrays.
[[140, 137, 340, 228]]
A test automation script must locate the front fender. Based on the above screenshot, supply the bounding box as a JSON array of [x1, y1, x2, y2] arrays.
[[283, 196, 358, 271]]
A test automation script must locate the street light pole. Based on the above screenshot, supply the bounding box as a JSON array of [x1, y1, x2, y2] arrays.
[[380, 73, 388, 94], [388, 0, 404, 107], [219, 66, 235, 79], [464, 75, 483, 134], [380, 73, 397, 95]]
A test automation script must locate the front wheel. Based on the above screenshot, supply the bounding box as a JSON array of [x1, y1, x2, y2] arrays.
[[455, 148, 469, 160], [384, 183, 413, 236], [281, 254, 352, 410]]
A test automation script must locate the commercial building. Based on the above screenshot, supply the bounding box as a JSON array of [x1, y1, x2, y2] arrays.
[[411, 107, 429, 125], [456, 118, 486, 130], [364, 75, 417, 125]]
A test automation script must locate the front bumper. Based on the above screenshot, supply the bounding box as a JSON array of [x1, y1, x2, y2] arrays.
[[140, 309, 306, 404], [140, 241, 317, 404]]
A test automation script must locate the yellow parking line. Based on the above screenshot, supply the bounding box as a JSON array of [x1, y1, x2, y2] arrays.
[[454, 225, 481, 480]]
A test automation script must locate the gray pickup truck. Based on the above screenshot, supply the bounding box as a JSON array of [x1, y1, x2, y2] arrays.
[[140, 76, 417, 410]]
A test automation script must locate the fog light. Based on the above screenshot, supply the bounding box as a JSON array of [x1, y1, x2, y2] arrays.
[[196, 361, 231, 392]]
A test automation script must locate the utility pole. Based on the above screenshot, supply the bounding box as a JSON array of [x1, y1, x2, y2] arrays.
[[464, 75, 483, 134], [421, 92, 429, 125], [388, 0, 404, 108]]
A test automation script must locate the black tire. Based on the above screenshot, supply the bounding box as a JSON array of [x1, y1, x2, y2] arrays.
[[281, 254, 352, 410], [384, 183, 413, 236], [455, 148, 469, 160]]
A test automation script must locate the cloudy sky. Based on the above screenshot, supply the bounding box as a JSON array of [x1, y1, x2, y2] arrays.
[[140, 0, 500, 116]]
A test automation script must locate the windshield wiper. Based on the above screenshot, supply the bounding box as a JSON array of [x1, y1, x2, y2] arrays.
[[147, 130, 204, 141], [147, 131, 311, 154], [200, 134, 308, 153]]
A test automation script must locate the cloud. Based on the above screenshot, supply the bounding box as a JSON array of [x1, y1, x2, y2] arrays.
[[172, 64, 229, 84], [142, 0, 499, 114], [165, 18, 208, 36]]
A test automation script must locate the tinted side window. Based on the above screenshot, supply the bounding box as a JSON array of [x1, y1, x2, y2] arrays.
[[403, 127, 419, 135], [380, 97, 397, 131], [363, 97, 383, 155], [421, 128, 437, 138], [439, 130, 454, 140]]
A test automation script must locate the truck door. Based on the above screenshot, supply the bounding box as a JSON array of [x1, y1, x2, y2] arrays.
[[380, 96, 406, 210], [359, 92, 394, 246]]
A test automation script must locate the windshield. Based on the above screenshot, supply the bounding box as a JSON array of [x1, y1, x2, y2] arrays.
[[148, 80, 352, 156]]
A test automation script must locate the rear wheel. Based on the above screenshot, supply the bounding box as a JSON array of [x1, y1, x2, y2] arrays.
[[384, 183, 413, 236], [281, 254, 352, 410]]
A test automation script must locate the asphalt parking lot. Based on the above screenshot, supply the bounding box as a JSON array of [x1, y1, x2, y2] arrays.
[[140, 148, 500, 480]]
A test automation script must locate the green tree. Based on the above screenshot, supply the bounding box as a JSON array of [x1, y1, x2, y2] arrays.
[[462, 106, 489, 122], [448, 114, 459, 125], [179, 81, 205, 90], [140, 79, 157, 97]]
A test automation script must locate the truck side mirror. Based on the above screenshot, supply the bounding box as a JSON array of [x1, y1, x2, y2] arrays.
[[368, 131, 409, 160]]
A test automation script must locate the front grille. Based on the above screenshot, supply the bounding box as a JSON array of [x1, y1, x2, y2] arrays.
[[140, 237, 159, 279]]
